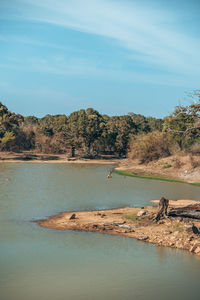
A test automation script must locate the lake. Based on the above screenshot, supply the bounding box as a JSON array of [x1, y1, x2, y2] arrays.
[[0, 163, 200, 300]]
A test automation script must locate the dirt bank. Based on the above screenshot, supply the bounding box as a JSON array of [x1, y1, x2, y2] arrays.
[[116, 155, 200, 184], [36, 200, 200, 257]]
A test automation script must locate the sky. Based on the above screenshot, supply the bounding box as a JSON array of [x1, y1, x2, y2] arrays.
[[0, 0, 200, 118]]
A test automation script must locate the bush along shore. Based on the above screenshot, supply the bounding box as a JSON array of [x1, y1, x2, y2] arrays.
[[36, 199, 200, 257]]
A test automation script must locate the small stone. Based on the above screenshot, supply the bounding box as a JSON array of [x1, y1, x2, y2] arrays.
[[137, 235, 149, 241], [69, 213, 76, 220], [190, 243, 200, 253], [192, 225, 199, 235], [184, 224, 193, 232], [194, 247, 200, 254], [174, 231, 179, 236], [137, 210, 147, 217], [165, 222, 171, 226], [118, 224, 131, 229], [159, 220, 164, 224]]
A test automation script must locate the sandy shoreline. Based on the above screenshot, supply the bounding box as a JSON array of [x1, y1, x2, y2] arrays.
[[36, 200, 200, 258], [0, 159, 119, 164], [0, 152, 120, 164]]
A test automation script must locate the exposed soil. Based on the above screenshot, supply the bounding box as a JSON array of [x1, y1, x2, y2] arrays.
[[36, 200, 200, 257], [116, 155, 200, 184]]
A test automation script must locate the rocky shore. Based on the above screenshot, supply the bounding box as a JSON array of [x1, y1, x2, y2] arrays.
[[36, 200, 200, 257]]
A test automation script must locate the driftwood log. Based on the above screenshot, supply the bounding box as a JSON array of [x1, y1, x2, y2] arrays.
[[156, 197, 169, 221], [169, 204, 200, 220]]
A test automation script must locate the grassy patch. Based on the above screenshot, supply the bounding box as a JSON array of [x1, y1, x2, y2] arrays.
[[114, 169, 200, 186], [169, 222, 184, 233], [123, 215, 141, 222], [162, 163, 172, 169], [190, 182, 200, 186], [170, 225, 184, 233], [114, 169, 183, 183]]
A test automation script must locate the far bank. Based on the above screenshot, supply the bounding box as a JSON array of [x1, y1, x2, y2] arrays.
[[115, 155, 200, 185]]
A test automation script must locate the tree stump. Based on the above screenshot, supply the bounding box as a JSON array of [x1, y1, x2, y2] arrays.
[[156, 197, 169, 221]]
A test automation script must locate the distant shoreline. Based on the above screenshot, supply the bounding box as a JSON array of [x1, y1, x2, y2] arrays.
[[0, 151, 120, 164], [0, 151, 199, 185], [0, 159, 119, 165]]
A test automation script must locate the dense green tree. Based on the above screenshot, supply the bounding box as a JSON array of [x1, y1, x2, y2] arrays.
[[0, 92, 199, 158]]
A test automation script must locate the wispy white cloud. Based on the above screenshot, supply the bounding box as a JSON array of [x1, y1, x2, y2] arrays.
[[2, 1, 200, 71], [1, 0, 200, 85], [0, 54, 198, 88]]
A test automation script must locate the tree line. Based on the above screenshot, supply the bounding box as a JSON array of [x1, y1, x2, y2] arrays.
[[0, 91, 199, 162]]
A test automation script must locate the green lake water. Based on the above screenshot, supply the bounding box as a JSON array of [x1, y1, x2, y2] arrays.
[[0, 163, 200, 300]]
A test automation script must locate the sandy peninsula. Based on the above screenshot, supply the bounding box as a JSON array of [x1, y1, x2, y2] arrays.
[[36, 199, 200, 257]]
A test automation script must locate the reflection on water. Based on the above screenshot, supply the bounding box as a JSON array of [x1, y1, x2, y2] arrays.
[[0, 163, 200, 300]]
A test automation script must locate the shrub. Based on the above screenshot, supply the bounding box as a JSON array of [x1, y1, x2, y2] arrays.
[[190, 142, 200, 155], [172, 158, 183, 169], [0, 131, 16, 150], [162, 163, 172, 169], [128, 131, 170, 163]]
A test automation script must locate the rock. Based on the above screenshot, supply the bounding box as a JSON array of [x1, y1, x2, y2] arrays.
[[184, 224, 193, 232], [165, 222, 172, 226], [112, 221, 126, 226], [118, 224, 131, 229], [137, 210, 147, 217], [192, 225, 200, 235], [190, 243, 200, 253], [69, 213, 76, 220], [194, 247, 200, 254], [137, 235, 149, 241], [173, 231, 179, 236], [169, 242, 175, 247], [92, 224, 98, 229]]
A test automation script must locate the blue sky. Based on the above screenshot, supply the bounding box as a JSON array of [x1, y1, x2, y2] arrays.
[[0, 0, 200, 118]]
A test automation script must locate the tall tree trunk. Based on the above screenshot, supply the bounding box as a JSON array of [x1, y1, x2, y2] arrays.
[[71, 146, 75, 157]]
